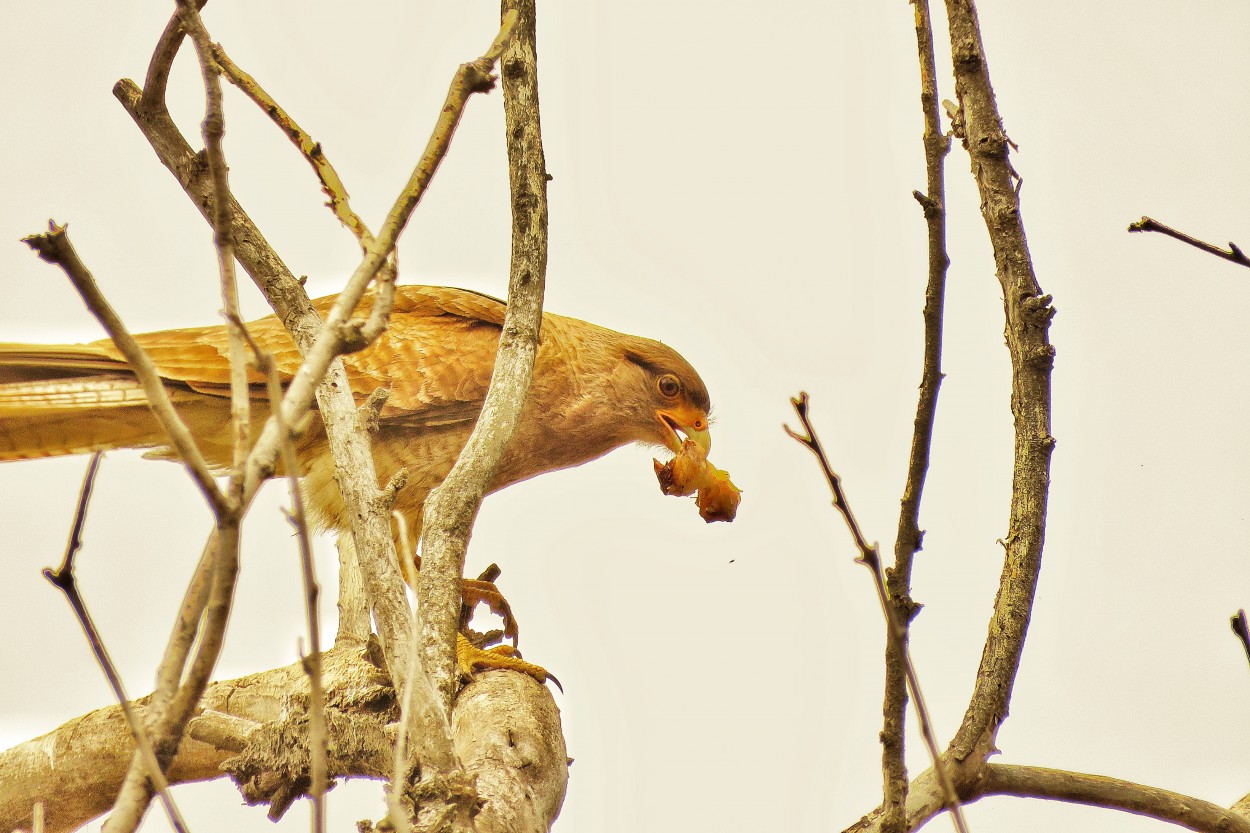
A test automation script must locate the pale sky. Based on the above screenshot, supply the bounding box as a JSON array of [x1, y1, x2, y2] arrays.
[[2, 2, 1249, 832]]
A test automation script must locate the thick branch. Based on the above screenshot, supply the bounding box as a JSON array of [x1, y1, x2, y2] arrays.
[[0, 646, 566, 833], [979, 764, 1250, 833], [416, 2, 545, 714], [942, 0, 1056, 763]]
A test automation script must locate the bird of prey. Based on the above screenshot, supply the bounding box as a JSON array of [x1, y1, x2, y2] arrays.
[[0, 285, 714, 530], [0, 285, 718, 679]]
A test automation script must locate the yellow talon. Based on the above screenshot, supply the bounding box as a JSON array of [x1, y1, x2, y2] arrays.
[[456, 634, 561, 691]]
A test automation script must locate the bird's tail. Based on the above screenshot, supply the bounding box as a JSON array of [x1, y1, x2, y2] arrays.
[[0, 343, 173, 461]]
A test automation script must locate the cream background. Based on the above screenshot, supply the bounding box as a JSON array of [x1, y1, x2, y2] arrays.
[[1, 2, 1248, 831]]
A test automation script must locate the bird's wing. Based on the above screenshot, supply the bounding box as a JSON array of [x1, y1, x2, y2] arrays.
[[342, 285, 507, 428], [1, 285, 509, 431]]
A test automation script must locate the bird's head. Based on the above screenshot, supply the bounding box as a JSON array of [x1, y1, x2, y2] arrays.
[[612, 337, 712, 455]]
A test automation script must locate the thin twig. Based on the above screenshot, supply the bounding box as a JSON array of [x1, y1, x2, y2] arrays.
[[1128, 216, 1250, 269], [42, 454, 190, 833], [175, 0, 250, 480], [881, 1, 952, 824], [261, 354, 327, 833], [21, 224, 228, 516], [785, 393, 968, 833], [210, 43, 375, 248]]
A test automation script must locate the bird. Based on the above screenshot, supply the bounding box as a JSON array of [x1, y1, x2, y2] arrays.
[[0, 285, 715, 677], [0, 285, 712, 522]]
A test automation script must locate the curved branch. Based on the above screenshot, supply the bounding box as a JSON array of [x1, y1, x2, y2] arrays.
[[941, 0, 1056, 763], [979, 764, 1250, 833], [415, 2, 541, 714]]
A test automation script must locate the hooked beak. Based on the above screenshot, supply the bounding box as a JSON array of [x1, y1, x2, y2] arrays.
[[657, 407, 711, 455]]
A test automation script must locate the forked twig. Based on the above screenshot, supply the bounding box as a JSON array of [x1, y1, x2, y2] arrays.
[[1128, 216, 1250, 269], [785, 393, 969, 833], [42, 454, 190, 833]]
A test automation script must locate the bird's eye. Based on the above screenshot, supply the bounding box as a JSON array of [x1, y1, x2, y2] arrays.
[[657, 374, 681, 398]]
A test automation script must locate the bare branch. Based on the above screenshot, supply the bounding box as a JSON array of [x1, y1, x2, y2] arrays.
[[41, 453, 190, 833], [335, 535, 372, 645], [979, 764, 1250, 833], [210, 42, 375, 248], [882, 1, 952, 823], [21, 224, 228, 516], [942, 0, 1056, 763], [416, 1, 541, 714], [786, 393, 967, 833], [260, 354, 328, 832], [175, 0, 250, 480], [1128, 216, 1250, 269]]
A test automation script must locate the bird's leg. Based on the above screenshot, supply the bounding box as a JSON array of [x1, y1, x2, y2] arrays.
[[403, 554, 555, 686], [401, 554, 521, 643], [460, 563, 519, 644]]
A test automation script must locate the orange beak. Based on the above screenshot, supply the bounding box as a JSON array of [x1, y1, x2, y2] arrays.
[[657, 405, 711, 455]]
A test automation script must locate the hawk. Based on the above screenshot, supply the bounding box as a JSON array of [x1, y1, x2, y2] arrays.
[[0, 285, 720, 678], [0, 285, 713, 529]]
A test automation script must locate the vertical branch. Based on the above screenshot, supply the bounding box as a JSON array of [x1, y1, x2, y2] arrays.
[[941, 0, 1056, 762], [882, 0, 951, 826], [175, 0, 249, 478], [786, 396, 967, 833], [415, 2, 542, 713], [259, 352, 327, 833]]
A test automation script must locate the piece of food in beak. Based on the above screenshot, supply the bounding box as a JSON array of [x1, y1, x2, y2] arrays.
[[696, 468, 742, 522], [653, 439, 741, 523]]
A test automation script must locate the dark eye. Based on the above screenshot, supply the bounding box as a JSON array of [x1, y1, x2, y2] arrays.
[[657, 374, 681, 398]]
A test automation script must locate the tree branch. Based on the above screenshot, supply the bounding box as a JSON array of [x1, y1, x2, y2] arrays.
[[209, 42, 375, 249], [21, 224, 228, 516], [883, 2, 951, 824], [40, 454, 189, 833], [786, 394, 966, 833], [1128, 216, 1250, 269], [942, 0, 1056, 764], [0, 645, 566, 833], [978, 764, 1250, 833], [415, 2, 537, 715]]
